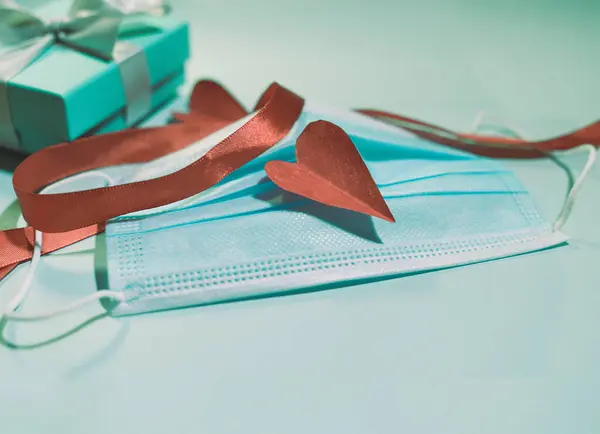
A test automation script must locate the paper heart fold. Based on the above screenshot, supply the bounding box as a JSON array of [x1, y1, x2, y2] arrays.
[[265, 120, 395, 222]]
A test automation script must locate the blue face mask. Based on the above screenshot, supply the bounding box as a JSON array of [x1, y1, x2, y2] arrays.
[[2, 102, 593, 324], [100, 102, 575, 316]]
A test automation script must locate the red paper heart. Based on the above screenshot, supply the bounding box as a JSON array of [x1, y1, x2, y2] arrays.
[[264, 120, 395, 222]]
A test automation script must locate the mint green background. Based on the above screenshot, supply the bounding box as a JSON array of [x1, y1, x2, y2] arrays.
[[1, 0, 600, 433]]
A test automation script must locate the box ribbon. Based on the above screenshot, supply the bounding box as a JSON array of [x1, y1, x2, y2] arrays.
[[0, 0, 170, 151]]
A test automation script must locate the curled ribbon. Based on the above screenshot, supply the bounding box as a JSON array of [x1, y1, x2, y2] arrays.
[[357, 109, 600, 159], [0, 80, 304, 279], [0, 79, 599, 282], [177, 82, 600, 159], [0, 0, 170, 150]]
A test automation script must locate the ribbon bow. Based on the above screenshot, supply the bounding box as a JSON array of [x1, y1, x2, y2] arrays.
[[0, 0, 170, 79]]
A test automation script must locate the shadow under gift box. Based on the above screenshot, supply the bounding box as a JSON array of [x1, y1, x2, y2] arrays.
[[1, 1, 190, 154]]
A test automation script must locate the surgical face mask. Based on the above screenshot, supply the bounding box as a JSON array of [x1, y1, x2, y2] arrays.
[[2, 101, 595, 321], [101, 104, 587, 316]]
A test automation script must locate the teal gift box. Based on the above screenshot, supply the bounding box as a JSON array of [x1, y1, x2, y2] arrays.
[[0, 0, 189, 154]]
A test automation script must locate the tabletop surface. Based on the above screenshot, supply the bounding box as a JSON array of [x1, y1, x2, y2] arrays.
[[1, 1, 600, 433]]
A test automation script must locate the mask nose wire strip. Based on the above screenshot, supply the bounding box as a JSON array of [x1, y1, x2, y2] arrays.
[[0, 171, 125, 323], [471, 113, 597, 232]]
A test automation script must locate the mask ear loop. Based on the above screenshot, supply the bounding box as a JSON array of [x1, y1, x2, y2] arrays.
[[471, 111, 533, 140], [0, 171, 126, 323], [551, 144, 596, 231], [471, 112, 598, 232]]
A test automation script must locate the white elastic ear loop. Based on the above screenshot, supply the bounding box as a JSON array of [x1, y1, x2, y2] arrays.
[[552, 144, 596, 231], [470, 112, 598, 232], [0, 170, 126, 323], [471, 111, 532, 140]]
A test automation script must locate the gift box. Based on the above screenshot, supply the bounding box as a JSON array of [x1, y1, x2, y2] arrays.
[[0, 0, 190, 154]]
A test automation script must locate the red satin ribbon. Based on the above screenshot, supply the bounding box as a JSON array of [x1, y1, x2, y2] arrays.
[[181, 83, 600, 158], [0, 80, 303, 279], [358, 109, 600, 158], [1, 79, 598, 281], [0, 225, 102, 280]]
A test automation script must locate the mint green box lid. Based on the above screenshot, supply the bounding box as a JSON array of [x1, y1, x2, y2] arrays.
[[5, 0, 190, 154]]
